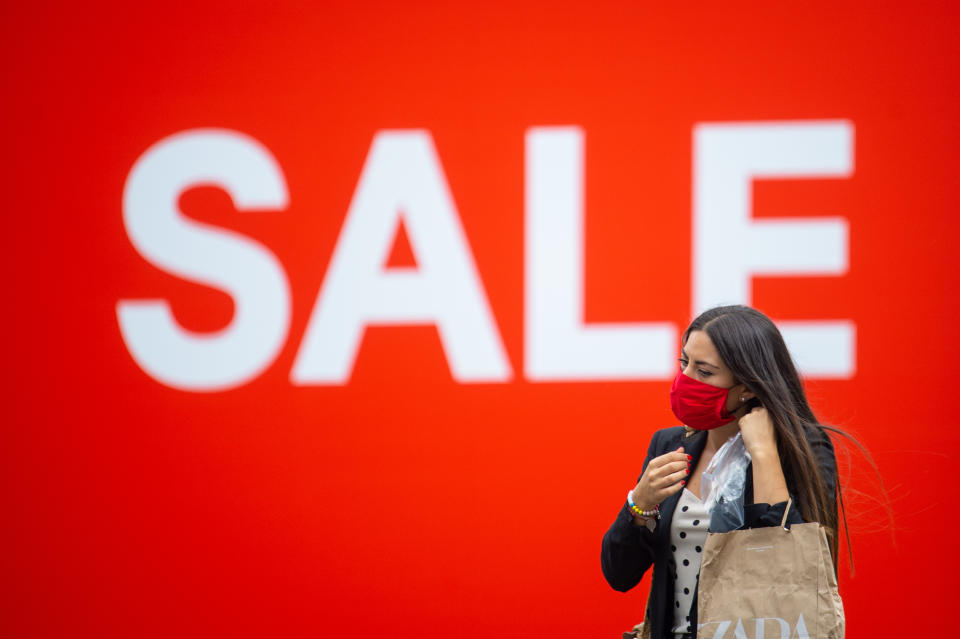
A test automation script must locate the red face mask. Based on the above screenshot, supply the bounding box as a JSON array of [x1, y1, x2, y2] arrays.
[[669, 371, 737, 431]]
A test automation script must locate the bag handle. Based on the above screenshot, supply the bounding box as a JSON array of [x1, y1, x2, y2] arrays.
[[780, 497, 793, 531]]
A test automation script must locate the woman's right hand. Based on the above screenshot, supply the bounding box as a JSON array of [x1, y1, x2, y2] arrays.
[[629, 446, 691, 511]]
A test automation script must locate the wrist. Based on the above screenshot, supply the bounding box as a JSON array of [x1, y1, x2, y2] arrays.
[[626, 490, 660, 520], [748, 446, 779, 462], [627, 489, 654, 512]]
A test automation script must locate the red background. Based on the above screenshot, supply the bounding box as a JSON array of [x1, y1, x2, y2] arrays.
[[3, 2, 958, 636]]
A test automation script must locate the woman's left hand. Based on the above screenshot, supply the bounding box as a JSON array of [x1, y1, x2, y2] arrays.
[[738, 406, 778, 459]]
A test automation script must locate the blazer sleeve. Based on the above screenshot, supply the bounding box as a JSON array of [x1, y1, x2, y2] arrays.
[[600, 430, 664, 592], [742, 424, 838, 528]]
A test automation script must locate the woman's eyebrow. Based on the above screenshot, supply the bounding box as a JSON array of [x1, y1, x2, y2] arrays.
[[680, 349, 719, 369]]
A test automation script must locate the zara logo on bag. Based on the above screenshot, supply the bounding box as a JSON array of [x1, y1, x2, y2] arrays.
[[698, 614, 810, 639]]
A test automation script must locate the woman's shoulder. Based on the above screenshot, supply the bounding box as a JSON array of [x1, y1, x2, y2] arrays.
[[801, 422, 836, 450], [647, 425, 689, 452], [800, 423, 839, 476]]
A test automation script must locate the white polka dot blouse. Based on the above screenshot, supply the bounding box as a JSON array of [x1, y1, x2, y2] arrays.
[[669, 488, 710, 635]]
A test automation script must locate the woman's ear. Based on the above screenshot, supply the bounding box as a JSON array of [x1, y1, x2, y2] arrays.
[[735, 384, 755, 403]]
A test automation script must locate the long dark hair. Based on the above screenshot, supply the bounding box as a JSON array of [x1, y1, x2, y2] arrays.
[[684, 305, 872, 571]]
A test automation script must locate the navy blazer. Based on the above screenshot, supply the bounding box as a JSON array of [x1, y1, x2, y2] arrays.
[[600, 425, 837, 638]]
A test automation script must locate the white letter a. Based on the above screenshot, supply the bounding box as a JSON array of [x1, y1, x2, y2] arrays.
[[292, 130, 512, 385]]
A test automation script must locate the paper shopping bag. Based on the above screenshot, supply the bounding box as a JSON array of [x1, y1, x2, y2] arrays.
[[621, 620, 650, 639], [697, 499, 844, 639]]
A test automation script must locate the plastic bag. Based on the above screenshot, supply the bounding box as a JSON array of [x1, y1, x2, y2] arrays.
[[700, 432, 751, 532]]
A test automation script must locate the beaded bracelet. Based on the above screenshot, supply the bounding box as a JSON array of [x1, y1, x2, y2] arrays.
[[626, 490, 660, 520]]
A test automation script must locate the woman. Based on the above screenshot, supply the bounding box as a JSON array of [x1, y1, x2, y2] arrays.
[[601, 305, 842, 639]]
